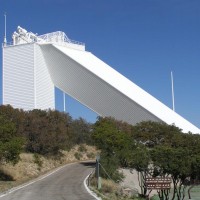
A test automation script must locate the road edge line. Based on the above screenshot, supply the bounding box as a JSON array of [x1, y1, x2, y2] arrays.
[[84, 172, 102, 200]]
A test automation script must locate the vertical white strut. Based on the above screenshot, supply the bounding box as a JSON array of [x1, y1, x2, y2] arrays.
[[171, 71, 175, 112], [4, 12, 7, 46]]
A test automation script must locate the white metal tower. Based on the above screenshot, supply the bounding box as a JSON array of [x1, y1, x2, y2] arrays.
[[2, 26, 200, 133]]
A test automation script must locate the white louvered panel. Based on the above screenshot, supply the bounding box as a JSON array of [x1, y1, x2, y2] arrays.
[[40, 44, 161, 125], [3, 43, 55, 111], [40, 44, 200, 133], [3, 44, 35, 110], [34, 44, 55, 110]]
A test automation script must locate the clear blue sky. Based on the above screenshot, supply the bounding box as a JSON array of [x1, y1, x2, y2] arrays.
[[0, 0, 200, 128]]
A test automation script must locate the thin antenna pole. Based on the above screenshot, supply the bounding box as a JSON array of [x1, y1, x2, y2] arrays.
[[171, 71, 175, 111], [63, 92, 66, 112], [4, 12, 7, 45]]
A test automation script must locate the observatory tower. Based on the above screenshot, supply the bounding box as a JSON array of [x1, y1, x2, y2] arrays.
[[2, 26, 200, 133], [3, 27, 55, 110]]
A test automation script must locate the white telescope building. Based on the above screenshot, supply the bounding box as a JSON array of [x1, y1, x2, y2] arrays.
[[2, 26, 200, 133]]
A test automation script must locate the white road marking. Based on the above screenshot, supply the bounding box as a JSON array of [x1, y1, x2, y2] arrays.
[[83, 172, 102, 200]]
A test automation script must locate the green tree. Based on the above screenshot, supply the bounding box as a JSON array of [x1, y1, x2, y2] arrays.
[[130, 121, 194, 199], [71, 117, 93, 145], [0, 105, 26, 137], [187, 155, 200, 199], [0, 115, 24, 165], [24, 109, 73, 155], [92, 117, 133, 181], [132, 121, 182, 148], [151, 146, 192, 200], [129, 145, 151, 197]]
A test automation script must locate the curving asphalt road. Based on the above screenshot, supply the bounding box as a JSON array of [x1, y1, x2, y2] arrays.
[[0, 161, 97, 200]]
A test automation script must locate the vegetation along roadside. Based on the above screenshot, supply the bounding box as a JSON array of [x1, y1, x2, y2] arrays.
[[1, 105, 200, 200]]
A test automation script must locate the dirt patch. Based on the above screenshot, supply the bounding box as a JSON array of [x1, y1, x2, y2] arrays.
[[120, 168, 157, 198]]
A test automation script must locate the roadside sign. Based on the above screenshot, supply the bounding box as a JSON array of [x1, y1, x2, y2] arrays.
[[145, 177, 172, 190]]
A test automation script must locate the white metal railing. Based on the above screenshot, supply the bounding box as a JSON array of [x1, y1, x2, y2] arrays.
[[37, 31, 85, 46], [38, 31, 70, 43], [3, 27, 85, 49]]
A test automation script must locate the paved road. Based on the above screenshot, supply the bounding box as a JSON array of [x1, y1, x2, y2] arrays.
[[0, 161, 97, 200]]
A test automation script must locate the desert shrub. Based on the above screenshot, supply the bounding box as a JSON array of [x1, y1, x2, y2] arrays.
[[24, 109, 73, 156], [33, 153, 43, 169], [74, 152, 82, 160], [78, 144, 87, 152], [87, 152, 95, 159], [71, 118, 93, 145]]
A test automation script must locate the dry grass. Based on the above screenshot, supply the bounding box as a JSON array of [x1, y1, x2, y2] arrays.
[[89, 176, 140, 200], [0, 144, 97, 193], [101, 179, 119, 194], [90, 176, 138, 200]]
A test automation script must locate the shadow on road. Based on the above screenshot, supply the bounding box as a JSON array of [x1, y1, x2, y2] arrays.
[[80, 161, 96, 168]]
